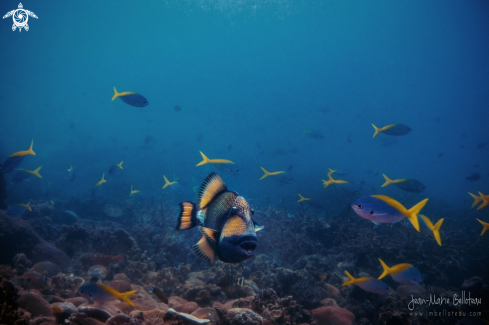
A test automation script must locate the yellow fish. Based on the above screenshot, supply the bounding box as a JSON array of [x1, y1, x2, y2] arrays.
[[162, 175, 177, 189], [477, 219, 489, 236], [259, 167, 285, 180], [297, 194, 311, 202], [322, 173, 348, 188], [196, 152, 234, 166]]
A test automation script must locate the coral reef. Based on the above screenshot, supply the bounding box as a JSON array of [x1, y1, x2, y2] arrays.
[[0, 277, 29, 325]]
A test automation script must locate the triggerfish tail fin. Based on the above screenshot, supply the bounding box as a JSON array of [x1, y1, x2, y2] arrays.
[[112, 87, 119, 101], [420, 215, 444, 246], [381, 174, 392, 187], [372, 124, 380, 138], [26, 166, 43, 178], [97, 284, 137, 306], [196, 151, 210, 166], [259, 167, 271, 180], [476, 219, 489, 236], [406, 199, 429, 232], [469, 192, 483, 209], [197, 172, 227, 209], [192, 234, 216, 264], [342, 270, 357, 286], [176, 202, 199, 230], [377, 258, 391, 280]]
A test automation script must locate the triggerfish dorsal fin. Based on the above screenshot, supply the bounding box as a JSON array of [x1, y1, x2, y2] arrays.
[[176, 202, 199, 230], [10, 140, 36, 157], [97, 284, 137, 306], [25, 166, 43, 178], [420, 215, 444, 246], [192, 234, 216, 264], [197, 172, 227, 209]]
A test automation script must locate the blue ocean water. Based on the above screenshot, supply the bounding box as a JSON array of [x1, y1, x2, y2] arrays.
[[1, 1, 489, 323]]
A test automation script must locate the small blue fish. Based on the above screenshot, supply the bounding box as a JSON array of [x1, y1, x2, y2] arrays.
[[67, 165, 76, 181], [378, 258, 422, 285], [109, 161, 123, 176], [342, 270, 389, 294], [352, 195, 428, 231], [130, 185, 150, 200], [112, 87, 148, 107]]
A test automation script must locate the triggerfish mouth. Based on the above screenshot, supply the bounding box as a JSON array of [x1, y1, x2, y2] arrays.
[[176, 172, 262, 264], [352, 195, 429, 231]]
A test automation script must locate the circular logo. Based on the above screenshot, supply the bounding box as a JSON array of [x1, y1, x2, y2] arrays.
[[13, 9, 28, 27]]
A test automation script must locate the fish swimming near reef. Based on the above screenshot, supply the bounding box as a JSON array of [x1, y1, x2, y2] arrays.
[[1, 140, 35, 173], [371, 123, 411, 138], [401, 215, 444, 246], [91, 173, 106, 198], [78, 278, 137, 306], [342, 270, 389, 294], [6, 201, 31, 217], [352, 195, 428, 231], [377, 258, 422, 285], [112, 87, 148, 107], [108, 161, 123, 176], [259, 167, 285, 180], [67, 165, 76, 181], [11, 166, 42, 184], [176, 172, 260, 264], [381, 174, 426, 193], [150, 286, 168, 304], [196, 152, 234, 166]]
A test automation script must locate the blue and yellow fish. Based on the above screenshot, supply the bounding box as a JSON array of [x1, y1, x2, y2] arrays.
[[372, 123, 412, 138], [112, 87, 148, 107], [342, 270, 390, 294], [381, 174, 426, 193], [67, 165, 76, 182], [91, 173, 106, 198], [1, 140, 35, 173], [6, 201, 31, 217], [108, 161, 123, 176], [378, 258, 422, 285], [352, 195, 428, 231], [11, 166, 42, 184], [78, 278, 137, 306], [176, 172, 260, 264]]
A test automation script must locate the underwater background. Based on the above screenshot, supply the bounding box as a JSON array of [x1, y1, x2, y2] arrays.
[[0, 1, 488, 324]]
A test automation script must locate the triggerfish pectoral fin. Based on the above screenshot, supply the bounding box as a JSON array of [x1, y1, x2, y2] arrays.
[[192, 234, 216, 264], [97, 284, 137, 306], [420, 215, 444, 246], [176, 202, 199, 230]]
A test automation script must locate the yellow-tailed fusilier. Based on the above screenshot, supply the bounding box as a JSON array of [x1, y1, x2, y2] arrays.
[[176, 172, 262, 264]]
